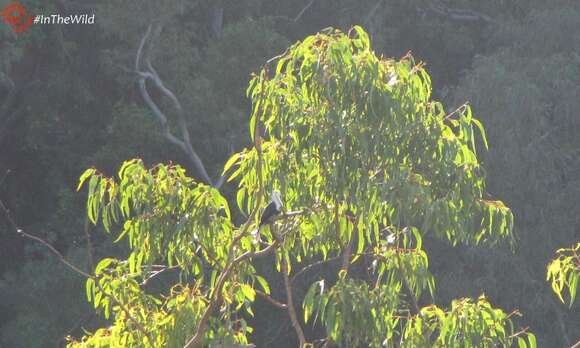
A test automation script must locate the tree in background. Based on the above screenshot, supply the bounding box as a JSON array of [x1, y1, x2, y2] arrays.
[[66, 27, 536, 348], [451, 4, 580, 345]]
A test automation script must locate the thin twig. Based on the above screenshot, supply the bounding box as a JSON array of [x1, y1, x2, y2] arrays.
[[270, 0, 317, 23], [140, 265, 179, 286], [443, 102, 468, 121], [256, 289, 287, 310], [1, 193, 155, 344], [507, 326, 530, 339], [291, 256, 341, 284], [294, 0, 316, 22], [273, 210, 307, 223], [1, 187, 157, 344], [0, 197, 92, 278], [266, 48, 290, 65]]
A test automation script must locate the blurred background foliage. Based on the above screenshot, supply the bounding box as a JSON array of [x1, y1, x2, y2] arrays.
[[0, 0, 578, 346]]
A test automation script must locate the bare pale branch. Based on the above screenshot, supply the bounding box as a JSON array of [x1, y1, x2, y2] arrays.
[[134, 23, 227, 188]]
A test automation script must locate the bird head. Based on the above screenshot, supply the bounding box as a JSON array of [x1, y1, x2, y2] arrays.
[[271, 190, 283, 209]]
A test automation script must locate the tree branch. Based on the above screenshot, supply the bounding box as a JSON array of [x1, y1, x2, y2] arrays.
[[1, 177, 157, 346], [1, 192, 155, 345], [135, 23, 227, 188], [0, 194, 93, 278], [184, 241, 278, 348], [281, 248, 307, 347], [507, 326, 530, 340]]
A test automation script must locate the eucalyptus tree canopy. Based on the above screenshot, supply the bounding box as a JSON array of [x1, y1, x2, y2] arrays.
[[69, 27, 535, 348]]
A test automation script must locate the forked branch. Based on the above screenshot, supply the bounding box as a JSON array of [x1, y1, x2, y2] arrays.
[[135, 23, 227, 188]]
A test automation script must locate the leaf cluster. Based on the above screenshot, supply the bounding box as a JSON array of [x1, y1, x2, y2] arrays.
[[547, 243, 580, 307]]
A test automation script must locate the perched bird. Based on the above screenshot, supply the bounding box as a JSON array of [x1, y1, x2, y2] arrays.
[[252, 191, 283, 242], [259, 190, 283, 227]]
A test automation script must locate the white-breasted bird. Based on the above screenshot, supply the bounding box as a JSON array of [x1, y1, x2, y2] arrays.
[[252, 190, 283, 242]]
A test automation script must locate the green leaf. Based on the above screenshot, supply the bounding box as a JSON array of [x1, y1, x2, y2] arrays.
[[326, 303, 337, 338], [128, 253, 136, 274], [250, 112, 257, 141], [568, 271, 578, 306], [352, 25, 370, 48], [77, 168, 96, 191], [85, 278, 94, 302], [356, 221, 365, 257], [255, 275, 270, 295], [95, 258, 115, 275], [472, 118, 489, 150], [87, 175, 100, 224], [113, 226, 130, 243], [303, 282, 318, 322], [527, 333, 537, 348], [240, 284, 256, 302], [94, 290, 102, 308], [222, 152, 241, 175], [237, 187, 246, 213]]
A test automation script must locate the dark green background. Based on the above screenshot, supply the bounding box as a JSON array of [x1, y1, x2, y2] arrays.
[[0, 1, 578, 346]]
